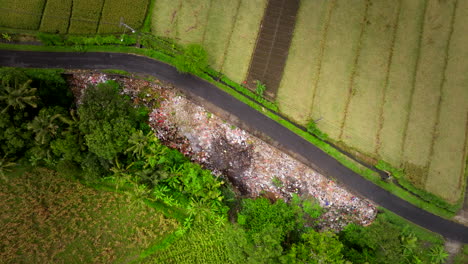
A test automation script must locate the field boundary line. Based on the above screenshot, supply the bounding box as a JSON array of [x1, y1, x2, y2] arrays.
[[375, 0, 402, 156], [460, 112, 468, 191], [400, 0, 429, 164], [310, 0, 336, 118], [174, 1, 182, 41], [96, 0, 106, 34], [200, 0, 213, 44], [66, 0, 75, 34], [219, 0, 242, 73], [425, 0, 458, 181], [38, 0, 48, 31], [339, 0, 370, 140]]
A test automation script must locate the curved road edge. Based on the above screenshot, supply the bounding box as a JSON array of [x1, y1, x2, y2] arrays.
[[1, 50, 467, 242]]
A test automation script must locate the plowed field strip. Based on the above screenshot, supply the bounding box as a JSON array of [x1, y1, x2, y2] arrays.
[[245, 0, 299, 98]]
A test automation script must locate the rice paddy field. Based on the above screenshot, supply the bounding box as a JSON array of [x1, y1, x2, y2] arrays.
[[0, 0, 149, 34], [151, 0, 267, 83], [277, 0, 468, 204], [0, 168, 178, 263]]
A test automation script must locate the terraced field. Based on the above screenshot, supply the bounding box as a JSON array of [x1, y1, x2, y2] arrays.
[[1, 0, 149, 34], [277, 0, 468, 203], [151, 0, 267, 83]]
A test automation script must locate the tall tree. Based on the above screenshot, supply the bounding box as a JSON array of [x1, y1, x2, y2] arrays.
[[0, 79, 38, 113]]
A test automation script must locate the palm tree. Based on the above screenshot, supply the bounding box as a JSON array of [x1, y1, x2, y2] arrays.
[[0, 155, 16, 181], [0, 79, 39, 113], [126, 130, 152, 158], [27, 109, 65, 145]]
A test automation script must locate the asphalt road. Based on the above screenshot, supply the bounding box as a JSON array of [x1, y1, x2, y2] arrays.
[[1, 50, 467, 242]]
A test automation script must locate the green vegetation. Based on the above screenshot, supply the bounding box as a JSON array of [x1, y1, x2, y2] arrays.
[[68, 0, 105, 34], [341, 0, 399, 155], [98, 0, 149, 33], [276, 0, 467, 205], [2, 0, 148, 34], [39, 0, 73, 33], [454, 244, 468, 264], [425, 0, 468, 203], [0, 168, 178, 263], [276, 0, 330, 124], [152, 0, 266, 83], [0, 0, 45, 30], [379, 0, 426, 166]]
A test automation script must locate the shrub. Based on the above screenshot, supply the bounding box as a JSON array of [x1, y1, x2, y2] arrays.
[[174, 44, 208, 75], [78, 81, 138, 160]]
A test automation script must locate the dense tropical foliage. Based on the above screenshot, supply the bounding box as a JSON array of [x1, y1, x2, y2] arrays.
[[0, 67, 448, 263]]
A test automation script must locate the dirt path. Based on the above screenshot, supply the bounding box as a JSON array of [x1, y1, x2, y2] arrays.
[[245, 0, 299, 98]]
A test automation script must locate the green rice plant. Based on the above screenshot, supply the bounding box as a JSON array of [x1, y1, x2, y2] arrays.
[[98, 0, 149, 33], [255, 80, 266, 97], [0, 0, 45, 30], [39, 0, 72, 33], [68, 0, 104, 34], [174, 44, 208, 75]]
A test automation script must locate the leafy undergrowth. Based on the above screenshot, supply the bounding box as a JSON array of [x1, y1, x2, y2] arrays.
[[0, 168, 178, 263]]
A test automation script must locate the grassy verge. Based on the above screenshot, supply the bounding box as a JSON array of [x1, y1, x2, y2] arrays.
[[0, 41, 460, 219], [0, 167, 179, 263]]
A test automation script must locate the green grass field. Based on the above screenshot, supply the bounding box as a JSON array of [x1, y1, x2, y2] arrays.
[[39, 0, 73, 33], [0, 168, 178, 263], [68, 0, 105, 34], [2, 0, 148, 34], [378, 0, 427, 166], [402, 0, 457, 183], [202, 0, 241, 70], [276, 0, 331, 125], [0, 0, 45, 30], [221, 0, 266, 83], [310, 0, 367, 140], [341, 0, 399, 155], [424, 0, 468, 203], [176, 0, 211, 44], [275, 0, 467, 204], [144, 223, 232, 263], [152, 0, 266, 83], [98, 0, 149, 33]]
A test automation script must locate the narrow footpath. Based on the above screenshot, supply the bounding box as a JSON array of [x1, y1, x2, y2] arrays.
[[1, 50, 467, 243]]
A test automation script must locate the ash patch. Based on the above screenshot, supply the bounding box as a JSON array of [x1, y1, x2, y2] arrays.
[[206, 137, 252, 195]]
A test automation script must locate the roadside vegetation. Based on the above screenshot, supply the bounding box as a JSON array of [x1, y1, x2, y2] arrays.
[[0, 67, 449, 263]]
